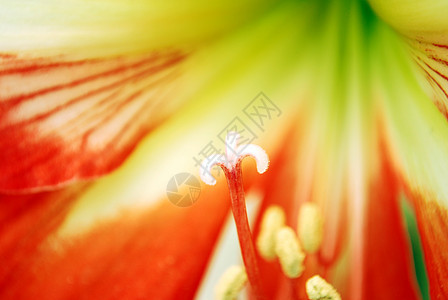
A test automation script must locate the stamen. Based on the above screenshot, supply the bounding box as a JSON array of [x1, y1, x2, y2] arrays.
[[199, 132, 269, 299], [275, 227, 305, 278], [306, 275, 341, 300], [297, 202, 324, 253], [256, 205, 286, 260], [214, 265, 248, 300]]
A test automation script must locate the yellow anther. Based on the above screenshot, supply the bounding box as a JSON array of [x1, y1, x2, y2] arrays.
[[298, 202, 324, 253], [214, 265, 248, 300], [256, 205, 286, 260], [306, 275, 341, 300], [275, 227, 305, 278]]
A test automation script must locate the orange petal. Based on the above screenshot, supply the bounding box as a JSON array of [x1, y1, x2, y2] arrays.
[[361, 154, 420, 300], [0, 184, 87, 288], [411, 193, 448, 299], [0, 51, 188, 192], [0, 180, 230, 299]]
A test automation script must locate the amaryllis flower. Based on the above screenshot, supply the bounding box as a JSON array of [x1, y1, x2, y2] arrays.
[[1, 0, 448, 299]]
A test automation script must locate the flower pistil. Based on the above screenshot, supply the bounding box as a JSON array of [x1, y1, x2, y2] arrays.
[[200, 131, 269, 299]]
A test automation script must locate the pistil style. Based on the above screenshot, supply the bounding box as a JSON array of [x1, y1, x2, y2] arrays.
[[200, 132, 269, 299]]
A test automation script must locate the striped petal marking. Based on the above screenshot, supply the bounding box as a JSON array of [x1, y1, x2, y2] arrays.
[[0, 50, 188, 192]]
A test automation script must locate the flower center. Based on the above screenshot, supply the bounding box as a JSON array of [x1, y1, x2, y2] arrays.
[[199, 131, 269, 299], [200, 132, 342, 299]]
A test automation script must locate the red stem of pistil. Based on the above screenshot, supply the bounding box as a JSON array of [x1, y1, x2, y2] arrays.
[[224, 163, 267, 300]]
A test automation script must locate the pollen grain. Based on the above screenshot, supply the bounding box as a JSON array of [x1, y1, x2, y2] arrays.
[[256, 205, 286, 260], [214, 265, 248, 300], [306, 275, 341, 300], [275, 227, 305, 278], [298, 202, 324, 253]]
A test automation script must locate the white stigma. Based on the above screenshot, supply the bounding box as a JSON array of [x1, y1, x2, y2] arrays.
[[199, 153, 226, 186], [237, 144, 269, 174], [199, 132, 270, 186]]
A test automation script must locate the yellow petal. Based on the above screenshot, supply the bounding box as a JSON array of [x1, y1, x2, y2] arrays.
[[0, 0, 275, 57], [369, 0, 448, 43]]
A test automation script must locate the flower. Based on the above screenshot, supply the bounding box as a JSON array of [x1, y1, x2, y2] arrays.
[[1, 0, 448, 299]]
